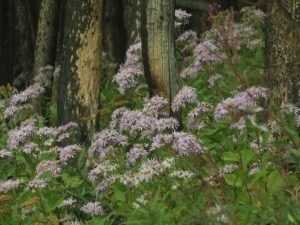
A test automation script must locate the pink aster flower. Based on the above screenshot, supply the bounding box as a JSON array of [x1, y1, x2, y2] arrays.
[[0, 149, 12, 158], [113, 42, 144, 95], [187, 102, 213, 130], [7, 119, 37, 149], [172, 86, 198, 112], [36, 160, 61, 177], [10, 84, 44, 105], [27, 178, 46, 189], [214, 87, 267, 120], [59, 198, 77, 208], [126, 144, 148, 165], [142, 96, 168, 118], [175, 9, 192, 21], [58, 144, 80, 163], [91, 130, 128, 159], [81, 202, 104, 216], [0, 179, 22, 193], [172, 132, 206, 155]]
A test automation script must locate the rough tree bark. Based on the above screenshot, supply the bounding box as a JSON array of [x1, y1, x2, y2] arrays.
[[0, 0, 10, 85], [265, 0, 300, 105], [123, 0, 142, 46], [58, 0, 104, 143], [14, 0, 35, 87], [141, 0, 179, 115], [103, 0, 127, 65], [33, 0, 60, 76], [175, 0, 209, 11]]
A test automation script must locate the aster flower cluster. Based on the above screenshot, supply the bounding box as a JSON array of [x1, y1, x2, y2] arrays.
[[119, 157, 175, 186], [230, 117, 246, 130], [126, 144, 148, 165], [27, 178, 46, 190], [59, 198, 77, 208], [169, 170, 195, 181], [90, 129, 128, 159], [3, 104, 33, 119], [0, 149, 12, 158], [2, 66, 53, 118], [10, 84, 44, 106], [108, 96, 178, 140], [88, 161, 119, 182], [142, 96, 168, 117], [171, 86, 198, 112], [194, 42, 225, 64], [0, 179, 22, 193], [241, 7, 266, 23], [150, 133, 174, 151], [36, 160, 62, 177], [219, 164, 238, 177], [172, 132, 206, 155], [176, 31, 198, 55], [58, 144, 80, 163], [175, 9, 192, 28], [81, 202, 104, 216], [88, 94, 206, 195], [179, 41, 224, 79], [36, 122, 78, 143], [187, 101, 214, 131], [204, 7, 264, 51], [96, 177, 116, 194], [214, 87, 268, 120], [7, 118, 37, 149], [113, 42, 144, 95]]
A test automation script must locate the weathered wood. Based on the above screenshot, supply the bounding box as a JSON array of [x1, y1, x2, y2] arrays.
[[141, 0, 179, 115], [265, 0, 300, 105], [175, 0, 209, 11], [103, 0, 127, 65], [0, 0, 10, 85], [123, 0, 142, 46], [15, 0, 35, 86], [33, 0, 60, 76], [58, 0, 104, 142]]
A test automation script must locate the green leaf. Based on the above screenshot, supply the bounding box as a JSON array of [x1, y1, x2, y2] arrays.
[[61, 173, 82, 188], [241, 150, 256, 167], [113, 190, 126, 202], [43, 190, 64, 211], [223, 152, 239, 162], [19, 190, 34, 203], [267, 170, 285, 193], [224, 174, 243, 187]]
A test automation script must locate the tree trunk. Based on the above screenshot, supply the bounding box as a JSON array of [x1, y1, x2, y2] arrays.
[[14, 0, 35, 87], [265, 0, 300, 105], [103, 0, 127, 65], [0, 0, 10, 85], [58, 0, 104, 143], [175, 0, 209, 11], [123, 0, 142, 46], [141, 0, 179, 115], [33, 0, 60, 76]]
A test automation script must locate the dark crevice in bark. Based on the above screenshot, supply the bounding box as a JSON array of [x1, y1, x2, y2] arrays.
[[141, 0, 154, 97]]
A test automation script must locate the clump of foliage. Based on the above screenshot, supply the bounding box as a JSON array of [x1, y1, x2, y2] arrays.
[[1, 5, 300, 225]]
